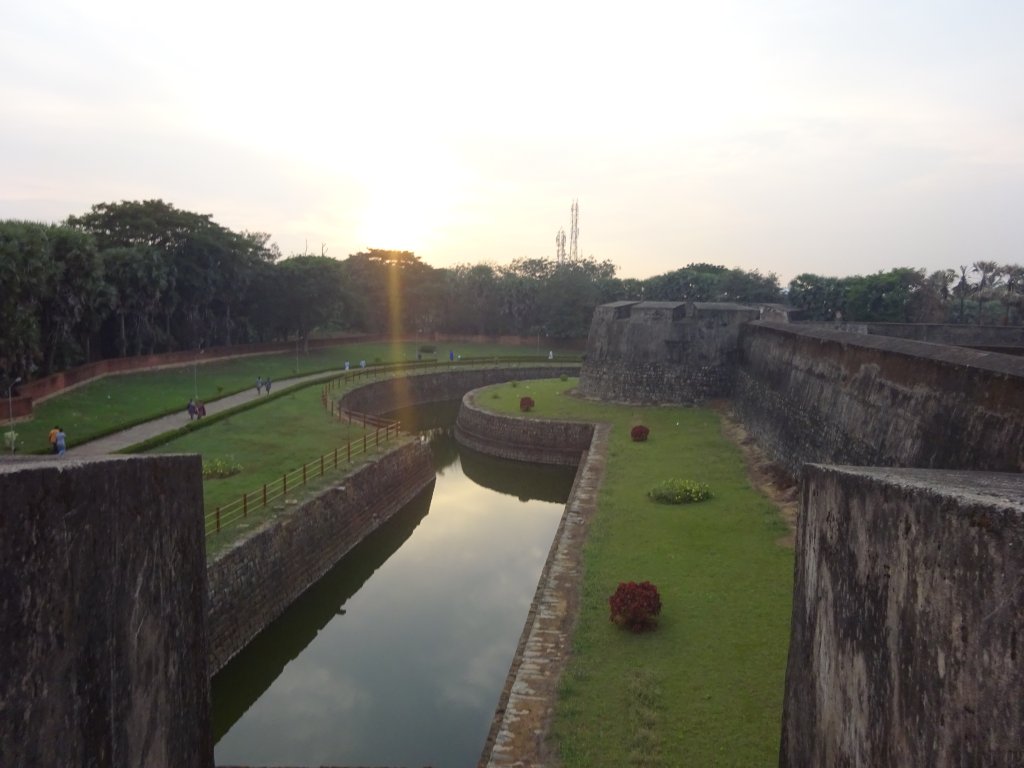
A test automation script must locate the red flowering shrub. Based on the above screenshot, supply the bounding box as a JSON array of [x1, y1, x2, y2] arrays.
[[609, 581, 662, 632], [630, 425, 650, 442], [520, 396, 535, 412]]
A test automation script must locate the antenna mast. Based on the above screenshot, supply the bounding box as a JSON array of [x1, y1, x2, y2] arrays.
[[569, 198, 579, 262], [555, 227, 567, 263]]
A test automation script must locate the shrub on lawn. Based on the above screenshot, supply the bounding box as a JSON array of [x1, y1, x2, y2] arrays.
[[648, 479, 712, 504], [609, 581, 662, 632], [418, 344, 436, 354], [631, 425, 650, 442], [203, 457, 243, 479], [520, 396, 535, 412]]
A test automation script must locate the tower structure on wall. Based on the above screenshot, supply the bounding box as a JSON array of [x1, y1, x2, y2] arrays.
[[569, 199, 579, 262]]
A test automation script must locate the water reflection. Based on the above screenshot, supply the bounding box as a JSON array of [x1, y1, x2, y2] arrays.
[[212, 401, 576, 767], [211, 481, 434, 741]]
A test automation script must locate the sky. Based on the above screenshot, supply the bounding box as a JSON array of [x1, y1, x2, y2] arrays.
[[2, 0, 1022, 284]]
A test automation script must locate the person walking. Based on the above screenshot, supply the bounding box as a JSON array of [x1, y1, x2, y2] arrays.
[[187, 399, 197, 421], [256, 377, 263, 395], [48, 425, 59, 453], [264, 377, 272, 394], [55, 427, 67, 456]]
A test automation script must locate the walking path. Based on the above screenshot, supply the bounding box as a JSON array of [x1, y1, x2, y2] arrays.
[[72, 370, 343, 457]]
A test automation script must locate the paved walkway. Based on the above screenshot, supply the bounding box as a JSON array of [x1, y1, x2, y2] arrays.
[[72, 370, 346, 457]]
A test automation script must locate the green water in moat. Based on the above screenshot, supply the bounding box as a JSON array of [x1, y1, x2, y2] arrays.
[[211, 401, 576, 767]]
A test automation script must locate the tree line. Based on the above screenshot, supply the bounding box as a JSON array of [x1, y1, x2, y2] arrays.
[[787, 263, 1024, 324], [1, 198, 1019, 383]]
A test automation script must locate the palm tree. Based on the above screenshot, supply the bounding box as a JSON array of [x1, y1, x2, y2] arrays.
[[971, 261, 1003, 324]]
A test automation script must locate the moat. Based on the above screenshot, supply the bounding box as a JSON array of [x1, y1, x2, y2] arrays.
[[211, 401, 576, 767]]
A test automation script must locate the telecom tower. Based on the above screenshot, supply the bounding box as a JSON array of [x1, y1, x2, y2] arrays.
[[554, 200, 579, 263], [569, 199, 579, 262]]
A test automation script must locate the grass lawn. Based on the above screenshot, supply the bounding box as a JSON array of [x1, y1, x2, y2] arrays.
[[479, 378, 793, 767], [148, 383, 410, 557], [20, 340, 572, 454]]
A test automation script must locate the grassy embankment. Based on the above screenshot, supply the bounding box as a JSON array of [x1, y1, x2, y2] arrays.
[[141, 358, 574, 556], [478, 378, 793, 767], [148, 383, 404, 557], [20, 341, 564, 454]]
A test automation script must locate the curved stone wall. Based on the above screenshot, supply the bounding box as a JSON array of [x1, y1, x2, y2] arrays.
[[338, 365, 579, 415], [454, 392, 594, 466]]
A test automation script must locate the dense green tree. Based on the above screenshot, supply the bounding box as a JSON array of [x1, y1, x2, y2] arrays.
[[0, 222, 57, 379], [843, 268, 926, 323], [39, 227, 109, 370], [787, 274, 845, 320], [101, 247, 171, 357], [275, 256, 349, 349]]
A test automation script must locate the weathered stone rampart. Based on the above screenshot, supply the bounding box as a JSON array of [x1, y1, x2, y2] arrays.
[[578, 301, 761, 403], [0, 456, 212, 767], [782, 465, 1024, 767], [206, 441, 435, 675], [802, 321, 1024, 353], [734, 321, 1024, 475]]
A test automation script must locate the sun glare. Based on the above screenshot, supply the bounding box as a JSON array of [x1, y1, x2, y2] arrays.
[[354, 146, 469, 254]]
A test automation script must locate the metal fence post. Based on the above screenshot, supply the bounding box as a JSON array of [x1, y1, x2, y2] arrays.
[[262, 484, 267, 507], [243, 492, 248, 518], [216, 507, 221, 533]]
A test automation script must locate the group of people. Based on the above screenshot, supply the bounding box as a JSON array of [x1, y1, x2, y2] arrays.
[[187, 399, 206, 420], [47, 425, 67, 455], [255, 376, 272, 395]]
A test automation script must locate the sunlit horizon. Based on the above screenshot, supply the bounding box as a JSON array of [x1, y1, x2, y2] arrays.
[[3, 1, 1023, 285]]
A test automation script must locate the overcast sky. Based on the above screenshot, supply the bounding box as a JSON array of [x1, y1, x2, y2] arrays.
[[2, 0, 1022, 284]]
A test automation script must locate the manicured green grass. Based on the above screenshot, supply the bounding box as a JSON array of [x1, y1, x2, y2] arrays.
[[20, 341, 572, 454], [147, 383, 408, 556], [479, 378, 793, 767]]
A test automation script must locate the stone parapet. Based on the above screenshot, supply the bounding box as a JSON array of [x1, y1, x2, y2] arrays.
[[734, 321, 1024, 474], [0, 455, 211, 768], [781, 466, 1024, 767]]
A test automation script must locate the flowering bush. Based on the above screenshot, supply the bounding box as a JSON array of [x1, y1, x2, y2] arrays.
[[648, 479, 712, 504], [520, 396, 535, 412], [203, 457, 243, 479], [630, 425, 650, 442], [609, 581, 662, 632]]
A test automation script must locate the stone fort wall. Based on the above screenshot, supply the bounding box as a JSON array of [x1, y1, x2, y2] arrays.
[[733, 321, 1024, 475], [0, 456, 212, 768], [782, 466, 1023, 767], [578, 301, 761, 403]]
